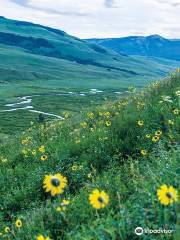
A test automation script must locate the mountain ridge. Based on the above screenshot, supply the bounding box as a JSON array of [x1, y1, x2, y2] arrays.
[[86, 35, 180, 60]]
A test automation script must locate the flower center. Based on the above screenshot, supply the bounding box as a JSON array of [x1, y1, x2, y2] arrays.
[[166, 192, 173, 199], [98, 197, 104, 203], [51, 178, 60, 187]]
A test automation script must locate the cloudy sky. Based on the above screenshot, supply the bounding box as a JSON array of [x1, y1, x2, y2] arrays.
[[0, 0, 180, 38]]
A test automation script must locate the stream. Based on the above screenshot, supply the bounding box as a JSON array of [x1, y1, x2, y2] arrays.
[[0, 89, 125, 120], [0, 89, 107, 119]]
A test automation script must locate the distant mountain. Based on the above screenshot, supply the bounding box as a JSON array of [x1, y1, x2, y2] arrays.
[[0, 16, 118, 70], [0, 17, 179, 92], [86, 35, 180, 60]]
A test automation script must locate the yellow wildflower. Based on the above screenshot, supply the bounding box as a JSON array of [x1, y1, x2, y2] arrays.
[[141, 150, 147, 156], [89, 189, 109, 209], [137, 120, 144, 126], [72, 165, 78, 171], [40, 155, 48, 161], [155, 130, 162, 136], [39, 146, 45, 153], [4, 227, 10, 233], [15, 219, 23, 228], [145, 134, 151, 139], [173, 109, 179, 115], [157, 184, 178, 205], [87, 112, 95, 119], [152, 135, 160, 143], [80, 122, 88, 128], [105, 121, 111, 127], [43, 173, 67, 196]]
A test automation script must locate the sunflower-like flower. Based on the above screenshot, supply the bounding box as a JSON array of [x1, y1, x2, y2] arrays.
[[155, 130, 162, 136], [39, 146, 45, 153], [87, 112, 95, 119], [4, 227, 10, 233], [15, 219, 22, 228], [152, 135, 160, 143], [145, 134, 151, 139], [43, 173, 67, 196], [173, 109, 179, 115], [40, 155, 48, 161], [72, 164, 78, 171], [36, 235, 51, 240], [157, 184, 178, 205], [141, 150, 147, 156], [105, 121, 111, 127], [137, 120, 144, 126], [104, 112, 111, 118], [89, 189, 109, 209]]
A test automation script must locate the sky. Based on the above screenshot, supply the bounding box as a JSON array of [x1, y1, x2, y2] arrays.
[[0, 0, 180, 39]]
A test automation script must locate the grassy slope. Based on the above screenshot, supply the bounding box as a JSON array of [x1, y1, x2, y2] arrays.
[[0, 17, 180, 137], [0, 41, 179, 137], [0, 17, 180, 102], [0, 71, 180, 239], [0, 43, 179, 97]]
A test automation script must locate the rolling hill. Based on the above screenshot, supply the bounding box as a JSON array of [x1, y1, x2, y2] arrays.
[[0, 17, 180, 136], [86, 35, 180, 60], [0, 16, 179, 93]]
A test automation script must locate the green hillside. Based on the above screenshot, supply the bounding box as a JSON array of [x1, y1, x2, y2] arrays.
[[0, 17, 180, 136], [0, 70, 180, 239], [0, 16, 179, 96]]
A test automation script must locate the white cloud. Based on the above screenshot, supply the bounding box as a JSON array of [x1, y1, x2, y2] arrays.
[[0, 0, 179, 38]]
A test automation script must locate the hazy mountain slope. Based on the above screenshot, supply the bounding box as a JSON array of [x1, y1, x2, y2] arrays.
[[0, 43, 179, 93], [0, 17, 179, 104], [0, 17, 179, 80], [0, 16, 138, 71], [86, 35, 180, 60]]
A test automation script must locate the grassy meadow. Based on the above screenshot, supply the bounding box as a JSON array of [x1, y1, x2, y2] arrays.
[[1, 17, 180, 138], [0, 88, 126, 136], [0, 69, 180, 239]]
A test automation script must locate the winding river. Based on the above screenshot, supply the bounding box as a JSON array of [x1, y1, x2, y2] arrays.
[[0, 90, 105, 119], [0, 89, 126, 121]]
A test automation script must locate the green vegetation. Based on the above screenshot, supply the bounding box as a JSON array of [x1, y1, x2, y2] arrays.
[[0, 43, 179, 136], [0, 90, 122, 135], [0, 70, 180, 239], [0, 17, 180, 136], [0, 17, 179, 96]]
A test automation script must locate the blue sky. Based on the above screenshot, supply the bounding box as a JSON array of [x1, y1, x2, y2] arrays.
[[0, 0, 180, 38]]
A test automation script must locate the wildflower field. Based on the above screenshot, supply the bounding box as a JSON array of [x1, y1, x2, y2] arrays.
[[0, 70, 180, 239]]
